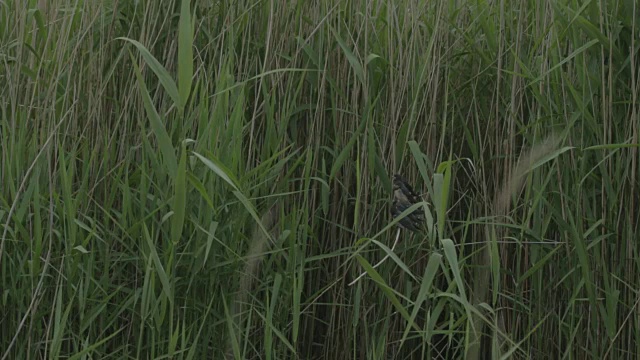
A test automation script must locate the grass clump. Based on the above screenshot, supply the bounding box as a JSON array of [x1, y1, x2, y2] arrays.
[[1, 0, 639, 359]]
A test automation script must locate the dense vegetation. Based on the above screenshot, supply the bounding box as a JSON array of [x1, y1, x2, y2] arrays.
[[1, 0, 639, 358]]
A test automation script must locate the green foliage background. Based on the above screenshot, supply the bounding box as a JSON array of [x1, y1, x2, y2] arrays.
[[1, 0, 639, 358]]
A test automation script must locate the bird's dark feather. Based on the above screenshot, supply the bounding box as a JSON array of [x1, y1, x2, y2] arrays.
[[391, 174, 425, 233], [393, 174, 421, 203]]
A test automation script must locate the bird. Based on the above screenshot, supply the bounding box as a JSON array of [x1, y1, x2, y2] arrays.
[[391, 174, 425, 233]]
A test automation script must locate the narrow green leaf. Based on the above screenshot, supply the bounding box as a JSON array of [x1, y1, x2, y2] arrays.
[[527, 146, 573, 173], [204, 221, 218, 268], [331, 27, 364, 85], [371, 239, 416, 280], [68, 328, 124, 360], [432, 173, 444, 240], [442, 238, 467, 300], [355, 255, 422, 332], [171, 143, 187, 245], [408, 141, 435, 198], [321, 157, 329, 215], [192, 152, 240, 191], [518, 245, 562, 282], [143, 225, 173, 303], [73, 245, 89, 254], [401, 252, 442, 346], [233, 190, 273, 243], [178, 0, 193, 110], [118, 37, 181, 108], [222, 290, 241, 360], [330, 113, 367, 180], [533, 39, 599, 82], [131, 53, 178, 178], [584, 143, 640, 150], [187, 171, 214, 209]]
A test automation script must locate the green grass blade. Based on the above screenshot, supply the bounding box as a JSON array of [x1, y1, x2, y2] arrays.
[[118, 37, 181, 109], [131, 53, 178, 179], [170, 143, 187, 245], [178, 0, 193, 110], [143, 224, 173, 303]]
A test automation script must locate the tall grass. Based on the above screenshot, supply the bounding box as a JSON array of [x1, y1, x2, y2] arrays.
[[1, 0, 639, 358]]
